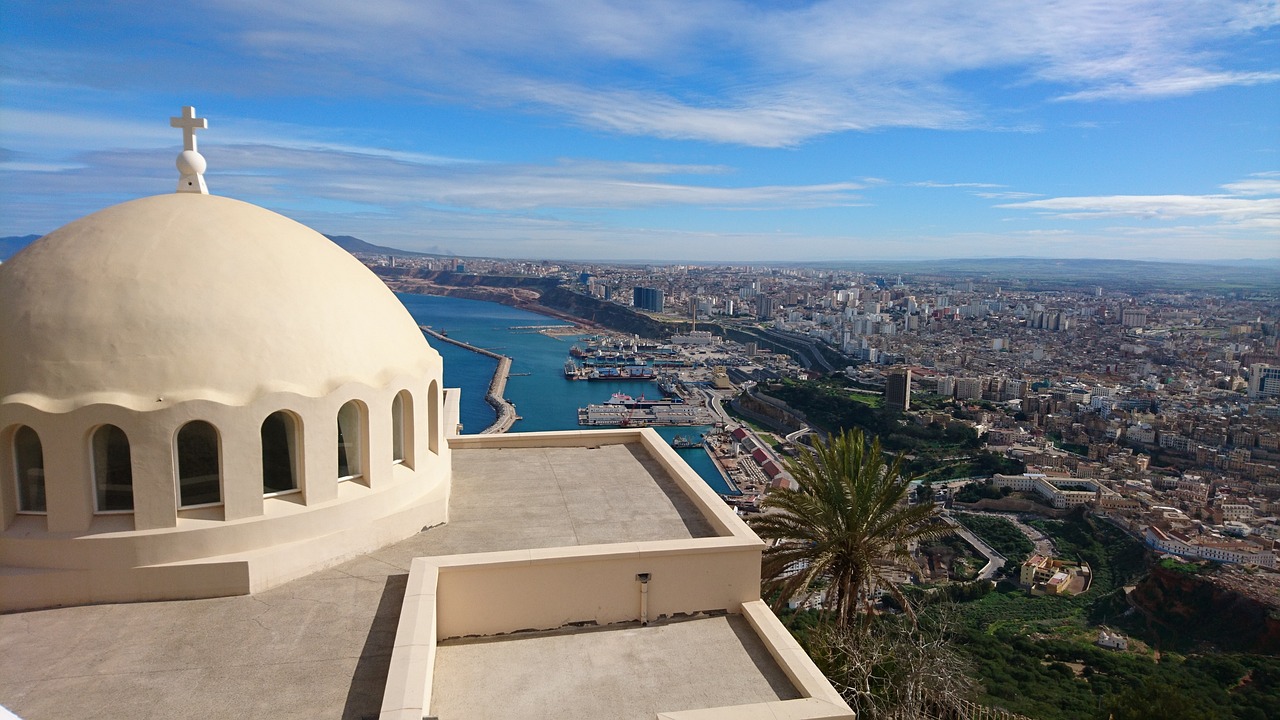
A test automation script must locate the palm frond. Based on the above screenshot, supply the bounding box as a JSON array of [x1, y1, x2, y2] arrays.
[[749, 427, 942, 630]]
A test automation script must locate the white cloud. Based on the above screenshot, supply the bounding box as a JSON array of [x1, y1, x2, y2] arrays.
[[193, 0, 1280, 146], [223, 149, 865, 211], [1055, 70, 1280, 101], [997, 175, 1280, 227], [0, 122, 869, 226], [1000, 194, 1279, 220], [909, 181, 1005, 188], [1222, 175, 1280, 196], [975, 191, 1043, 200], [0, 108, 169, 152]]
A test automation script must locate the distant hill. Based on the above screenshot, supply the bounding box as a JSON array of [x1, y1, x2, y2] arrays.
[[0, 235, 41, 261], [324, 235, 445, 258], [1, 233, 440, 262], [808, 257, 1280, 292]]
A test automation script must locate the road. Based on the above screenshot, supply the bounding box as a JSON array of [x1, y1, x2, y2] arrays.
[[942, 514, 1006, 580], [955, 509, 1058, 557], [754, 327, 839, 374]]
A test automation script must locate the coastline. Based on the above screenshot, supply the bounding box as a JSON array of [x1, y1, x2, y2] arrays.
[[405, 294, 738, 495], [704, 439, 743, 495], [419, 325, 518, 433], [389, 279, 601, 332]]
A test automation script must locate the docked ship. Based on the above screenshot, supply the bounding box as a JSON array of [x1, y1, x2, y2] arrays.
[[564, 359, 581, 380], [603, 392, 684, 408], [670, 434, 699, 449], [586, 365, 656, 381]]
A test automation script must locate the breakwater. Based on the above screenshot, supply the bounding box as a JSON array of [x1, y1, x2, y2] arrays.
[[400, 295, 736, 494], [420, 326, 517, 433]]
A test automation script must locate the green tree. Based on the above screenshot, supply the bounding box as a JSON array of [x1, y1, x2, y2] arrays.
[[750, 428, 943, 630], [1103, 676, 1229, 720]]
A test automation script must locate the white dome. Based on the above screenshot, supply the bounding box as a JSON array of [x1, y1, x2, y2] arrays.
[[0, 193, 438, 411]]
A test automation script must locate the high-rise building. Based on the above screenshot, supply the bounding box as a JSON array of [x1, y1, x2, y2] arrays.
[[632, 286, 664, 313], [757, 296, 777, 320], [886, 368, 911, 411], [935, 375, 956, 398], [955, 377, 983, 401], [1249, 363, 1280, 398], [1122, 308, 1148, 327]]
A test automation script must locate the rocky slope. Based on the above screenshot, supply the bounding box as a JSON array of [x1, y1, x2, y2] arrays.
[[1129, 563, 1280, 653]]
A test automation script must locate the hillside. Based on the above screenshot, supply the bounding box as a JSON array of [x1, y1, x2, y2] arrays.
[[0, 235, 41, 261], [323, 234, 445, 258], [0, 232, 437, 262], [811, 257, 1280, 292]]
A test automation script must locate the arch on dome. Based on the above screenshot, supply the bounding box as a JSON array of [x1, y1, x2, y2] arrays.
[[91, 425, 133, 513], [337, 400, 367, 482], [261, 411, 302, 496], [10, 425, 46, 513], [176, 421, 222, 507], [428, 380, 440, 455], [392, 390, 413, 468]]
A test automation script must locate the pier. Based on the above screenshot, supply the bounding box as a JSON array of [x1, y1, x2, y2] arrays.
[[578, 403, 718, 427], [420, 326, 517, 433]]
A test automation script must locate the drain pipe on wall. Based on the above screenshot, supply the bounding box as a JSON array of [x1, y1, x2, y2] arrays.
[[637, 573, 651, 626]]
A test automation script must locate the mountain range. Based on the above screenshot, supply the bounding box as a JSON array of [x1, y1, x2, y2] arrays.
[[0, 233, 441, 262], [1, 233, 1275, 293]]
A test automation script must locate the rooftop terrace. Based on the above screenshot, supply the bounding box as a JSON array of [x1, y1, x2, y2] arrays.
[[430, 615, 801, 720], [3, 433, 849, 720], [0, 441, 720, 719]]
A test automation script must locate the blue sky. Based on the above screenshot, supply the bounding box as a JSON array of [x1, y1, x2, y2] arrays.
[[1, 1, 1277, 261]]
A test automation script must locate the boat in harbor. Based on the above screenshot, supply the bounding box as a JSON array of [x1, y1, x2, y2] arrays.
[[603, 392, 684, 408], [670, 435, 699, 449], [564, 359, 580, 379], [587, 365, 656, 381]]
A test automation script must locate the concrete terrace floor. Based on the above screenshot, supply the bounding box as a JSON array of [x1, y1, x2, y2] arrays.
[[0, 443, 719, 720], [430, 615, 802, 720]]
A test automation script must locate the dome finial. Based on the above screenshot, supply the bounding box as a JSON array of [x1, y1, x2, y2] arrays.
[[170, 106, 209, 195]]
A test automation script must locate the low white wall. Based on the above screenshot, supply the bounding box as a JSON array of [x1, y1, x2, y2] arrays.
[[432, 539, 762, 638]]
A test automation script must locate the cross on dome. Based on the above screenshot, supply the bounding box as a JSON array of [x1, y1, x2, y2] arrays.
[[170, 106, 207, 152], [170, 105, 209, 195]]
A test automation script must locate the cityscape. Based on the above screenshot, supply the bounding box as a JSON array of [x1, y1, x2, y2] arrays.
[[3, 2, 1279, 719], [354, 245, 1280, 716]]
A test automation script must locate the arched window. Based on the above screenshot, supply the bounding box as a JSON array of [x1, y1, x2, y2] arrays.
[[428, 380, 440, 455], [337, 401, 364, 481], [391, 390, 412, 465], [177, 421, 221, 506], [92, 425, 133, 512], [13, 425, 45, 513], [262, 411, 301, 494]]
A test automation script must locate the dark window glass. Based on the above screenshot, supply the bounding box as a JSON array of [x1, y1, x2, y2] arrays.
[[262, 412, 299, 494], [93, 425, 133, 511], [14, 425, 45, 512], [177, 421, 221, 506]]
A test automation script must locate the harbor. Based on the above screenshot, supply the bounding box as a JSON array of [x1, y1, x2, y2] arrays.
[[419, 325, 518, 433], [401, 294, 792, 501], [577, 402, 719, 426]]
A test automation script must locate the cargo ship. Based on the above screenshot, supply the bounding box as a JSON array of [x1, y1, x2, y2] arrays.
[[564, 359, 581, 380], [586, 366, 656, 381], [603, 392, 684, 408]]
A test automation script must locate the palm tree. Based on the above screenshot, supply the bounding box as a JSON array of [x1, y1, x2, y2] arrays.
[[749, 428, 942, 630]]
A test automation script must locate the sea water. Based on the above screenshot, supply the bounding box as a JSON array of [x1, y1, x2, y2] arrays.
[[396, 293, 736, 495]]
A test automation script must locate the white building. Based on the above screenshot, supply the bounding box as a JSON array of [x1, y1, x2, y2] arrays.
[[1249, 363, 1280, 399], [993, 473, 1119, 509], [0, 109, 852, 720], [1, 192, 451, 608], [1144, 526, 1276, 568]]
